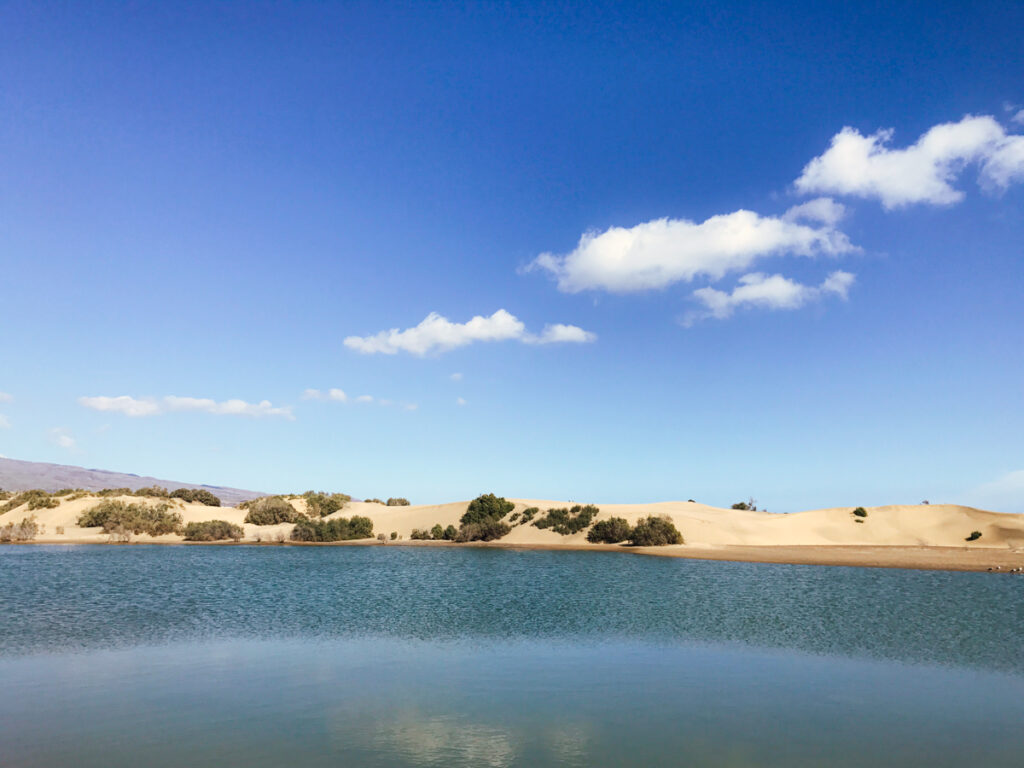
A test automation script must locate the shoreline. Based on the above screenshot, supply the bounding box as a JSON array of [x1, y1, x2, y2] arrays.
[[9, 538, 1024, 573]]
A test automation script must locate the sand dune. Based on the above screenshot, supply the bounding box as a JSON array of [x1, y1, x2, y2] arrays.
[[3, 494, 1023, 571]]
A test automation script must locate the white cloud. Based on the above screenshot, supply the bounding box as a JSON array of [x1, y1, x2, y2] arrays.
[[795, 115, 1024, 208], [355, 395, 374, 403], [450, 372, 463, 381], [49, 428, 76, 450], [0, 392, 12, 403], [963, 469, 1024, 514], [344, 309, 596, 356], [456, 397, 467, 406], [528, 207, 854, 293], [302, 388, 348, 402], [0, 414, 9, 429], [78, 395, 294, 420], [686, 270, 854, 324], [1012, 109, 1024, 126]]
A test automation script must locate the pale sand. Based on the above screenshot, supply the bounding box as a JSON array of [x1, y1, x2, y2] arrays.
[[3, 495, 1024, 572]]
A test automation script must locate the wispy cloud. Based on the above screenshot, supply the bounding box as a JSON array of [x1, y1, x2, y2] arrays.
[[685, 270, 854, 325], [78, 395, 294, 420], [0, 392, 12, 403], [344, 309, 595, 356], [49, 427, 76, 450], [795, 114, 1024, 208], [528, 202, 854, 294], [963, 469, 1024, 514], [0, 414, 10, 429], [302, 388, 348, 402], [456, 397, 467, 406], [450, 372, 463, 381]]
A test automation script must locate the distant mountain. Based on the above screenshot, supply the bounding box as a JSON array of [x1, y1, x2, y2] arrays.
[[0, 457, 267, 507]]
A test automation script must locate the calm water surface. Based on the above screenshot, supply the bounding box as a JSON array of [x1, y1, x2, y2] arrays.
[[1, 545, 1022, 766]]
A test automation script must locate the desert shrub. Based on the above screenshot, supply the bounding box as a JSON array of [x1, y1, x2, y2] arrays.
[[852, 507, 868, 518], [587, 517, 632, 544], [0, 515, 41, 542], [509, 511, 520, 523], [134, 486, 170, 498], [77, 500, 183, 536], [1, 490, 59, 513], [629, 515, 683, 546], [390, 531, 398, 540], [966, 531, 982, 542], [410, 528, 432, 540], [443, 524, 458, 541], [386, 497, 410, 506], [290, 515, 374, 542], [533, 504, 599, 535], [55, 525, 65, 535], [0, 489, 10, 501], [377, 533, 387, 542], [430, 523, 445, 540], [52, 488, 79, 497], [96, 487, 132, 497], [183, 520, 243, 541], [456, 519, 511, 542], [365, 498, 385, 504], [244, 496, 300, 525], [303, 491, 351, 517], [520, 507, 538, 524], [461, 494, 514, 526], [170, 488, 222, 506]]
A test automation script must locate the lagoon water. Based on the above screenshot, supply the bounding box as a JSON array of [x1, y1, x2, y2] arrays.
[[1, 546, 1022, 766]]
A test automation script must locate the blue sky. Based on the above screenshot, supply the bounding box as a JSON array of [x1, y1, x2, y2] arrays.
[[2, 1, 1022, 511]]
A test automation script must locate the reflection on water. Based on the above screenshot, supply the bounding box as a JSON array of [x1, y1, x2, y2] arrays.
[[1, 546, 1023, 766]]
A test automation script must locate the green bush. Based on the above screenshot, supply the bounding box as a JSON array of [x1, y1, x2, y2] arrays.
[[390, 531, 398, 540], [0, 490, 60, 513], [456, 519, 511, 542], [134, 486, 170, 498], [0, 515, 41, 542], [365, 498, 385, 504], [533, 504, 599, 535], [410, 528, 432, 540], [96, 487, 132, 497], [852, 507, 868, 518], [303, 491, 351, 517], [587, 517, 632, 544], [290, 515, 374, 542], [629, 515, 683, 546], [443, 524, 458, 541], [386, 497, 410, 506], [520, 507, 538, 524], [183, 520, 243, 541], [77, 500, 183, 537], [461, 494, 514, 526], [731, 502, 751, 510], [170, 488, 222, 506], [244, 496, 300, 525], [966, 530, 982, 542], [430, 523, 445, 540]]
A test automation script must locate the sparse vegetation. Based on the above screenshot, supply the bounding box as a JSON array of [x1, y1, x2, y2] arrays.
[[966, 531, 982, 542], [365, 498, 385, 504], [410, 528, 432, 540], [519, 507, 538, 524], [0, 515, 42, 542], [587, 517, 632, 544], [533, 504, 599, 535], [183, 520, 243, 541], [290, 515, 374, 542], [852, 507, 868, 518], [169, 488, 222, 506], [302, 491, 351, 517], [461, 494, 514, 526], [629, 515, 683, 546], [390, 531, 398, 540], [386, 497, 410, 506], [0, 489, 61, 513], [134, 486, 170, 498], [731, 498, 758, 511], [455, 519, 511, 542], [77, 500, 183, 537], [243, 496, 301, 525]]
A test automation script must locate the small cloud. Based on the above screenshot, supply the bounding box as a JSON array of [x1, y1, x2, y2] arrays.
[[355, 395, 374, 404], [49, 428, 76, 450], [456, 397, 467, 406], [685, 270, 855, 325], [344, 310, 595, 356], [450, 372, 463, 381], [1012, 110, 1024, 126], [0, 392, 12, 403], [795, 114, 1024, 208], [79, 395, 294, 420], [303, 388, 348, 402], [404, 403, 418, 411], [0, 414, 10, 429]]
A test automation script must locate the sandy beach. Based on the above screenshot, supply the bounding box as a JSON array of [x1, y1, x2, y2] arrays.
[[3, 493, 1023, 572]]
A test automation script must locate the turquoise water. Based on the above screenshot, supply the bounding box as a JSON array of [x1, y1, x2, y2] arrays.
[[1, 546, 1022, 766]]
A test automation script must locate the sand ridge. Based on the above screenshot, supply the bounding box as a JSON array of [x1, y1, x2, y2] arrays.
[[3, 494, 1023, 571]]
